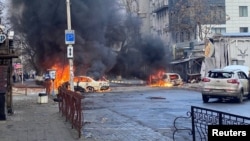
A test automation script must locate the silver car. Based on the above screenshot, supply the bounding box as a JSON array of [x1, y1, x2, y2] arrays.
[[201, 68, 250, 103]]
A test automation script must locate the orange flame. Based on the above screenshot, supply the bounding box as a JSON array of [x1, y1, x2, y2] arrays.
[[148, 70, 173, 87], [51, 64, 70, 89]]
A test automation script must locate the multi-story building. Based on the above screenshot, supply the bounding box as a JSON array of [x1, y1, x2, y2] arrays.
[[124, 0, 250, 81], [211, 1, 250, 34], [126, 0, 250, 52], [201, 1, 250, 77], [121, 0, 151, 36], [150, 0, 170, 45]]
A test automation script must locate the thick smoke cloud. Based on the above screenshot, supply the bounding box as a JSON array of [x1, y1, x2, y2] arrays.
[[9, 0, 171, 80], [9, 0, 121, 79]]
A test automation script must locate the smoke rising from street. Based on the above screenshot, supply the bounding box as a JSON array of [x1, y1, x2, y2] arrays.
[[9, 0, 121, 79], [8, 0, 170, 80]]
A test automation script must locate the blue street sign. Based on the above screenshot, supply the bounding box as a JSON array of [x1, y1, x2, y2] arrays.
[[0, 34, 6, 43], [65, 30, 75, 44]]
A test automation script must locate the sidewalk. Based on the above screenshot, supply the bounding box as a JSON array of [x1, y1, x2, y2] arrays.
[[0, 79, 86, 141], [0, 79, 199, 141]]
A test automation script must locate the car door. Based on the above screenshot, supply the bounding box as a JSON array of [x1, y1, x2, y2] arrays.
[[238, 71, 249, 95]]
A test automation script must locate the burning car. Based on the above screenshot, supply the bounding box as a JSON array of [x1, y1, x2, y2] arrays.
[[149, 70, 183, 87], [162, 73, 183, 86], [73, 76, 110, 93]]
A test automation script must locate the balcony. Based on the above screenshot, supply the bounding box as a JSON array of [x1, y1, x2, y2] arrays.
[[153, 5, 168, 13], [152, 0, 168, 13]]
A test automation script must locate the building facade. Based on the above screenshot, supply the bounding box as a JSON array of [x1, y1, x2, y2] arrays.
[[212, 0, 250, 34], [150, 0, 170, 45], [124, 0, 250, 80]]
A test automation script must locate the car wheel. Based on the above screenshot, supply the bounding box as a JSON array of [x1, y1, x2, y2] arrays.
[[87, 86, 95, 92], [202, 95, 209, 103], [237, 91, 243, 103], [74, 86, 85, 93]]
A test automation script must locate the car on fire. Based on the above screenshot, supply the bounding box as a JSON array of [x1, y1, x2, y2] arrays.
[[162, 73, 183, 86], [201, 67, 250, 103], [73, 76, 110, 93]]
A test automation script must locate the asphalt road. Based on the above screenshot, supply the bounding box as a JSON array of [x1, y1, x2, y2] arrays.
[[82, 85, 250, 141]]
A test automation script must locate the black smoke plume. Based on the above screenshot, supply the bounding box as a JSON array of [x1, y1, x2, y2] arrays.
[[9, 0, 122, 79], [9, 0, 171, 80]]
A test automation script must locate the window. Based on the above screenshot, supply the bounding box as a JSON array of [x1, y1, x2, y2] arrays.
[[239, 6, 248, 17], [240, 27, 248, 32], [180, 32, 184, 42], [208, 72, 232, 79], [186, 32, 190, 41], [231, 59, 245, 65], [211, 28, 226, 34], [169, 75, 179, 80], [175, 32, 179, 43]]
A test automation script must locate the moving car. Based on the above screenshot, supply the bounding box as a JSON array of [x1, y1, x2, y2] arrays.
[[201, 68, 250, 103], [73, 76, 110, 93], [162, 73, 183, 86]]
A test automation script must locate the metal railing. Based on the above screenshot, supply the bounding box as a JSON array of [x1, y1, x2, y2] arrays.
[[57, 86, 84, 138], [173, 106, 250, 141]]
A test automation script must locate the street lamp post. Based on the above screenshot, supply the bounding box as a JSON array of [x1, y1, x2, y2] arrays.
[[65, 0, 74, 91]]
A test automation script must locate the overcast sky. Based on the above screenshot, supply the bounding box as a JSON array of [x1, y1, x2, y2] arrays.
[[1, 0, 11, 30]]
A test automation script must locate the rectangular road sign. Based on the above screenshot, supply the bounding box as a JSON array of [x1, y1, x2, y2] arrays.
[[67, 45, 73, 58], [65, 30, 75, 44], [0, 34, 6, 43]]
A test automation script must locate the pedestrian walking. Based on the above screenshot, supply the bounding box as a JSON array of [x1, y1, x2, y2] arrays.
[[12, 74, 16, 83]]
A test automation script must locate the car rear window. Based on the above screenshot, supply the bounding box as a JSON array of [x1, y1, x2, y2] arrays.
[[208, 72, 232, 79], [169, 74, 179, 80]]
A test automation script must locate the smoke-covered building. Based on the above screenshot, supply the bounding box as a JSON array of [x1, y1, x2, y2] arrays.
[[121, 0, 151, 37], [150, 0, 170, 46]]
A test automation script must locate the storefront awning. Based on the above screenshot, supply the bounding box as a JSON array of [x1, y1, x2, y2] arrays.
[[170, 56, 204, 65]]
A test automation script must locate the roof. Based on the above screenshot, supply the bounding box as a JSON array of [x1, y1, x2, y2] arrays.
[[170, 56, 204, 64], [221, 33, 250, 37], [208, 65, 249, 75]]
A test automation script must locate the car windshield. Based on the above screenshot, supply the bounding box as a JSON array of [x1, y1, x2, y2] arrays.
[[208, 72, 232, 79]]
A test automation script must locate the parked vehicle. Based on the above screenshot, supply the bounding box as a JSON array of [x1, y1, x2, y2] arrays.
[[73, 76, 110, 93], [201, 68, 250, 103], [162, 73, 183, 86]]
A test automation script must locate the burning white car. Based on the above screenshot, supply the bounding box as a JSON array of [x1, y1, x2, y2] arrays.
[[73, 76, 110, 93]]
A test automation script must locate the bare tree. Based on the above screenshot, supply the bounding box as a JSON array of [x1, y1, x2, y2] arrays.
[[110, 0, 143, 77], [120, 0, 141, 49], [14, 34, 42, 75]]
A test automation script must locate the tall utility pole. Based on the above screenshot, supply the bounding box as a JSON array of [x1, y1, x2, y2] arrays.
[[65, 0, 75, 91], [20, 41, 23, 84]]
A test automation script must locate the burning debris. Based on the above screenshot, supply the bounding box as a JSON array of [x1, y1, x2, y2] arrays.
[[9, 0, 121, 84]]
